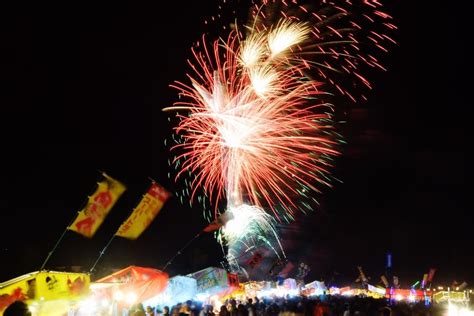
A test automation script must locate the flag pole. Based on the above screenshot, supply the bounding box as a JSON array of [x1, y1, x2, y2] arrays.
[[161, 210, 233, 271], [161, 230, 204, 272], [89, 234, 117, 274], [39, 213, 79, 271], [39, 171, 105, 271]]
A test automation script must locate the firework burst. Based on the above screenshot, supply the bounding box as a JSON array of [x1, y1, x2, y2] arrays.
[[165, 0, 395, 243]]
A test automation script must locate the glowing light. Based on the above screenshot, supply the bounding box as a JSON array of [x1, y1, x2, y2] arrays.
[[79, 298, 97, 314], [268, 20, 311, 57], [395, 294, 403, 301], [113, 291, 124, 301], [195, 293, 209, 302], [240, 33, 266, 68], [448, 304, 474, 316], [223, 205, 275, 240], [125, 292, 137, 305]]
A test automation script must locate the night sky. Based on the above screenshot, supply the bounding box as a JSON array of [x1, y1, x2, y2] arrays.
[[0, 0, 470, 287]]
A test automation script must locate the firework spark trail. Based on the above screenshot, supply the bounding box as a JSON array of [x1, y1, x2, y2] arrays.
[[166, 0, 395, 246], [170, 32, 337, 218]]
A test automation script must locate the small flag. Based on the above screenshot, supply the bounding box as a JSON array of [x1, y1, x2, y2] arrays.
[[203, 211, 233, 232], [116, 182, 170, 240], [69, 173, 126, 238]]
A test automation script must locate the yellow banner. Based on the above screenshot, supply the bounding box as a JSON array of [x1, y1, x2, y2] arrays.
[[116, 182, 170, 239], [69, 173, 126, 238]]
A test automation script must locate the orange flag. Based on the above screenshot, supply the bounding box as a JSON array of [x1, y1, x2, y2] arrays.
[[69, 173, 126, 238], [116, 182, 170, 240]]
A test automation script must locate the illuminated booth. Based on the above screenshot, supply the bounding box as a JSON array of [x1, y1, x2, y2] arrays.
[[92, 265, 168, 312], [386, 288, 432, 303], [0, 270, 90, 316], [142, 275, 198, 308], [187, 267, 240, 299]]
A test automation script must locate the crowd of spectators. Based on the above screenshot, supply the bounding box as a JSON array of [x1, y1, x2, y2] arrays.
[[128, 295, 450, 316]]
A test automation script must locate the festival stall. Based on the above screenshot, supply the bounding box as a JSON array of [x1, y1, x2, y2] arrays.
[[187, 267, 240, 300], [366, 284, 386, 298], [142, 275, 198, 308], [433, 290, 469, 304], [0, 270, 90, 316], [386, 288, 432, 303], [303, 280, 327, 296], [91, 265, 168, 313]]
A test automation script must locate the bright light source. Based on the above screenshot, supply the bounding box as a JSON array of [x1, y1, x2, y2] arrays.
[[113, 290, 124, 301], [79, 298, 97, 314], [195, 293, 208, 302], [125, 292, 137, 305]]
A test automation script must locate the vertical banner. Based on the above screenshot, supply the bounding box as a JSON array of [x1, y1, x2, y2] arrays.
[[421, 273, 428, 289], [357, 266, 368, 283], [393, 276, 400, 289], [427, 268, 436, 283], [69, 173, 126, 238], [116, 182, 170, 239]]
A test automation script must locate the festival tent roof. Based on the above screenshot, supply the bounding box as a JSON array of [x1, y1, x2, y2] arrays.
[[93, 266, 168, 306]]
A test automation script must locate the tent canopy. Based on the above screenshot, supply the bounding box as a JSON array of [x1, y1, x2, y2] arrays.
[[94, 266, 168, 305]]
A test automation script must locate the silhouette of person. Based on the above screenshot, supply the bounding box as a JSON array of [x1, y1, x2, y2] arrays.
[[4, 300, 32, 316]]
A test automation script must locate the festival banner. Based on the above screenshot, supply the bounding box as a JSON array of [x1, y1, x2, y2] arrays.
[[357, 266, 368, 283], [116, 182, 170, 239], [69, 173, 126, 238], [393, 275, 400, 289], [421, 273, 429, 288], [427, 268, 436, 282]]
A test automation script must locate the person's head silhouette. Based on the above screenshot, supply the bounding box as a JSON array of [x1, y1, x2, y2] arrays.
[[4, 301, 32, 316]]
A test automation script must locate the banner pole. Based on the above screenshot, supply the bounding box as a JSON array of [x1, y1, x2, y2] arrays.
[[161, 230, 204, 272], [39, 214, 78, 271], [39, 171, 105, 271], [89, 234, 117, 274]]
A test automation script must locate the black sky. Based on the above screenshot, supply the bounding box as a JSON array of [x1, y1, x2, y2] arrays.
[[0, 0, 470, 287]]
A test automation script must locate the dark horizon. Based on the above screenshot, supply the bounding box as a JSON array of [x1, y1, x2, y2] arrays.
[[0, 0, 470, 287]]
